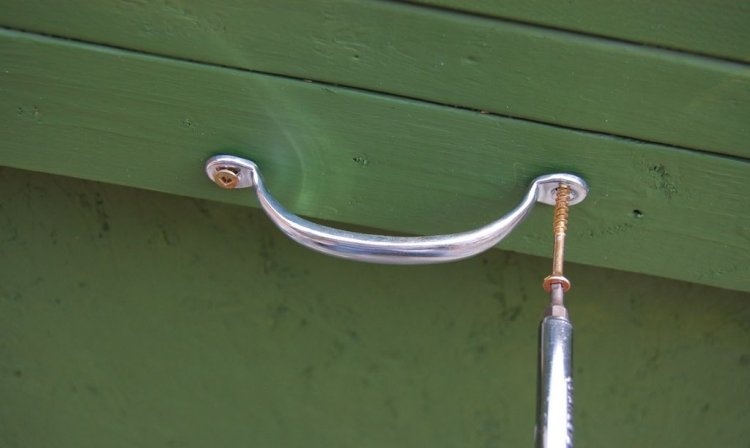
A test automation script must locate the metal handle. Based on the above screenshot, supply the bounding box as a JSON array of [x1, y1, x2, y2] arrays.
[[205, 155, 588, 264]]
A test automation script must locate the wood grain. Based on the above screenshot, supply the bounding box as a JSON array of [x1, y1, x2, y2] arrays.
[[1, 29, 748, 292], [0, 1, 748, 158], [411, 0, 750, 63]]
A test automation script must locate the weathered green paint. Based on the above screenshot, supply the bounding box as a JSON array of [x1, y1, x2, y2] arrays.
[[413, 0, 750, 63], [1, 2, 749, 158], [1, 29, 749, 292], [0, 167, 749, 447]]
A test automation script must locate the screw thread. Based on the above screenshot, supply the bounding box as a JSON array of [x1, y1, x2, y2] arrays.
[[544, 184, 572, 293], [553, 185, 570, 237]]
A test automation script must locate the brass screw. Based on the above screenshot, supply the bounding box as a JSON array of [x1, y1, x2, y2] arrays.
[[543, 185, 572, 293], [213, 168, 240, 189]]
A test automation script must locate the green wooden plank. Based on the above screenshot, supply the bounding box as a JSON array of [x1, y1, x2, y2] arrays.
[[0, 1, 749, 159], [1, 167, 750, 447], [411, 0, 750, 63], [0, 29, 748, 292]]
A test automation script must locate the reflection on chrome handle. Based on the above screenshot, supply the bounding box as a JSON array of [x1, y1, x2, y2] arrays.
[[204, 155, 588, 264]]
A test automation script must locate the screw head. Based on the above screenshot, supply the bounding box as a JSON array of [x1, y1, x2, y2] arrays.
[[213, 168, 240, 189], [535, 174, 588, 206]]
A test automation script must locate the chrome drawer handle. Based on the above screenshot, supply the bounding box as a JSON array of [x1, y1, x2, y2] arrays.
[[205, 155, 588, 264]]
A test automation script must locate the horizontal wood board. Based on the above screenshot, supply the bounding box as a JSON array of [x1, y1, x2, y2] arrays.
[[410, 0, 750, 63], [1, 29, 748, 292], [0, 1, 749, 159]]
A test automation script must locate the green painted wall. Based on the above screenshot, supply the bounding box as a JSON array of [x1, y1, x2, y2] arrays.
[[0, 167, 748, 447], [414, 0, 750, 62]]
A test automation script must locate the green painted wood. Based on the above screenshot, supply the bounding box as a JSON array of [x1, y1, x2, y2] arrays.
[[1, 29, 749, 293], [1, 1, 749, 159], [411, 0, 750, 63], [1, 167, 749, 447]]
